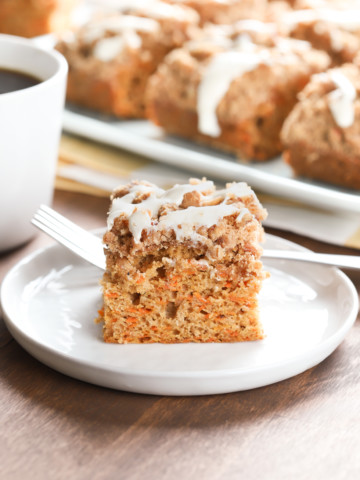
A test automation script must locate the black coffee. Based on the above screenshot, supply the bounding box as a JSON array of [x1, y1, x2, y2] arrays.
[[0, 68, 41, 94]]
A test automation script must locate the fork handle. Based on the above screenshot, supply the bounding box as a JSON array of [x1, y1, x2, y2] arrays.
[[263, 249, 360, 270]]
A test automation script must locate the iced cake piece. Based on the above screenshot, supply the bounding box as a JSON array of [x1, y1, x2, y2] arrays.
[[281, 63, 360, 189], [56, 2, 199, 118], [280, 4, 360, 65], [98, 179, 268, 344], [0, 0, 79, 37], [146, 37, 330, 161]]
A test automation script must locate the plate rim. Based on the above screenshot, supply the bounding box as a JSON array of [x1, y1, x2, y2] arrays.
[[1, 233, 358, 383]]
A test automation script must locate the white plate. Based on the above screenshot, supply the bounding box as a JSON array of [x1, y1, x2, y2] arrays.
[[1, 234, 358, 396], [63, 107, 360, 214]]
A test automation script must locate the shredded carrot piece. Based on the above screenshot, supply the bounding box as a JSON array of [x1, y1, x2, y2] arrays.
[[193, 292, 210, 303], [185, 294, 193, 302], [229, 294, 245, 303], [105, 292, 118, 298], [126, 317, 138, 324], [184, 269, 196, 275], [97, 309, 104, 317], [171, 275, 182, 282], [226, 329, 239, 337], [127, 307, 138, 313], [136, 275, 145, 285], [225, 282, 232, 288], [127, 307, 152, 315]]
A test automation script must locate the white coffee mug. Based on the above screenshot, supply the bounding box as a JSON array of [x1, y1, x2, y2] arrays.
[[0, 34, 68, 252]]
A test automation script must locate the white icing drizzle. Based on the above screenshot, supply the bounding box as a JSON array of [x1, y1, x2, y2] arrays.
[[95, 0, 195, 20], [235, 20, 277, 34], [275, 38, 311, 53], [236, 208, 251, 223], [316, 9, 360, 32], [233, 34, 257, 52], [93, 30, 141, 61], [134, 1, 194, 21], [282, 9, 322, 27], [107, 181, 255, 244], [328, 70, 356, 128], [93, 36, 124, 61], [197, 50, 271, 137], [98, 15, 159, 33], [95, 0, 155, 10], [186, 24, 233, 50], [283, 9, 360, 32], [218, 182, 254, 198], [82, 15, 158, 44]]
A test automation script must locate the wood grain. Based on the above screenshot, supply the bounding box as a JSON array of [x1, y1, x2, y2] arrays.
[[1, 190, 359, 480]]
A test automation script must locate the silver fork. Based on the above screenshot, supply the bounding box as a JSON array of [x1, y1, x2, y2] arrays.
[[31, 205, 360, 270]]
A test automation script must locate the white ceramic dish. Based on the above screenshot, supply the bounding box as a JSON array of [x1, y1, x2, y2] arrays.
[[1, 234, 358, 396], [63, 107, 360, 214]]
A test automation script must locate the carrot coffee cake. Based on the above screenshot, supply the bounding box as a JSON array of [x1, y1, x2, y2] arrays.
[[97, 179, 268, 344], [0, 0, 78, 37], [56, 2, 199, 118], [281, 63, 360, 189], [146, 37, 330, 161]]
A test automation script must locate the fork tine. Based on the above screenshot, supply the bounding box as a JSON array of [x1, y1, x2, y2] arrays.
[[35, 205, 103, 248], [31, 218, 104, 268], [32, 217, 106, 270], [32, 211, 100, 253], [31, 206, 106, 270], [33, 214, 103, 256]]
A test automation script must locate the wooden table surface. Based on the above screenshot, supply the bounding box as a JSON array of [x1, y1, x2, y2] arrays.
[[1, 190, 360, 480]]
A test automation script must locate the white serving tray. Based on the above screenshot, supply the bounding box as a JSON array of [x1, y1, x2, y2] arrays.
[[63, 106, 360, 214]]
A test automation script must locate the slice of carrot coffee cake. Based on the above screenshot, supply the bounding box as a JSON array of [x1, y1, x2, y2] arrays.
[[97, 178, 268, 343]]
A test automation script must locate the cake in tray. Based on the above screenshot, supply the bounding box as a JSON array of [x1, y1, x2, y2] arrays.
[[281, 62, 360, 189], [56, 2, 199, 118], [97, 178, 268, 344], [279, 4, 360, 66], [146, 35, 330, 161], [0, 0, 78, 37]]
